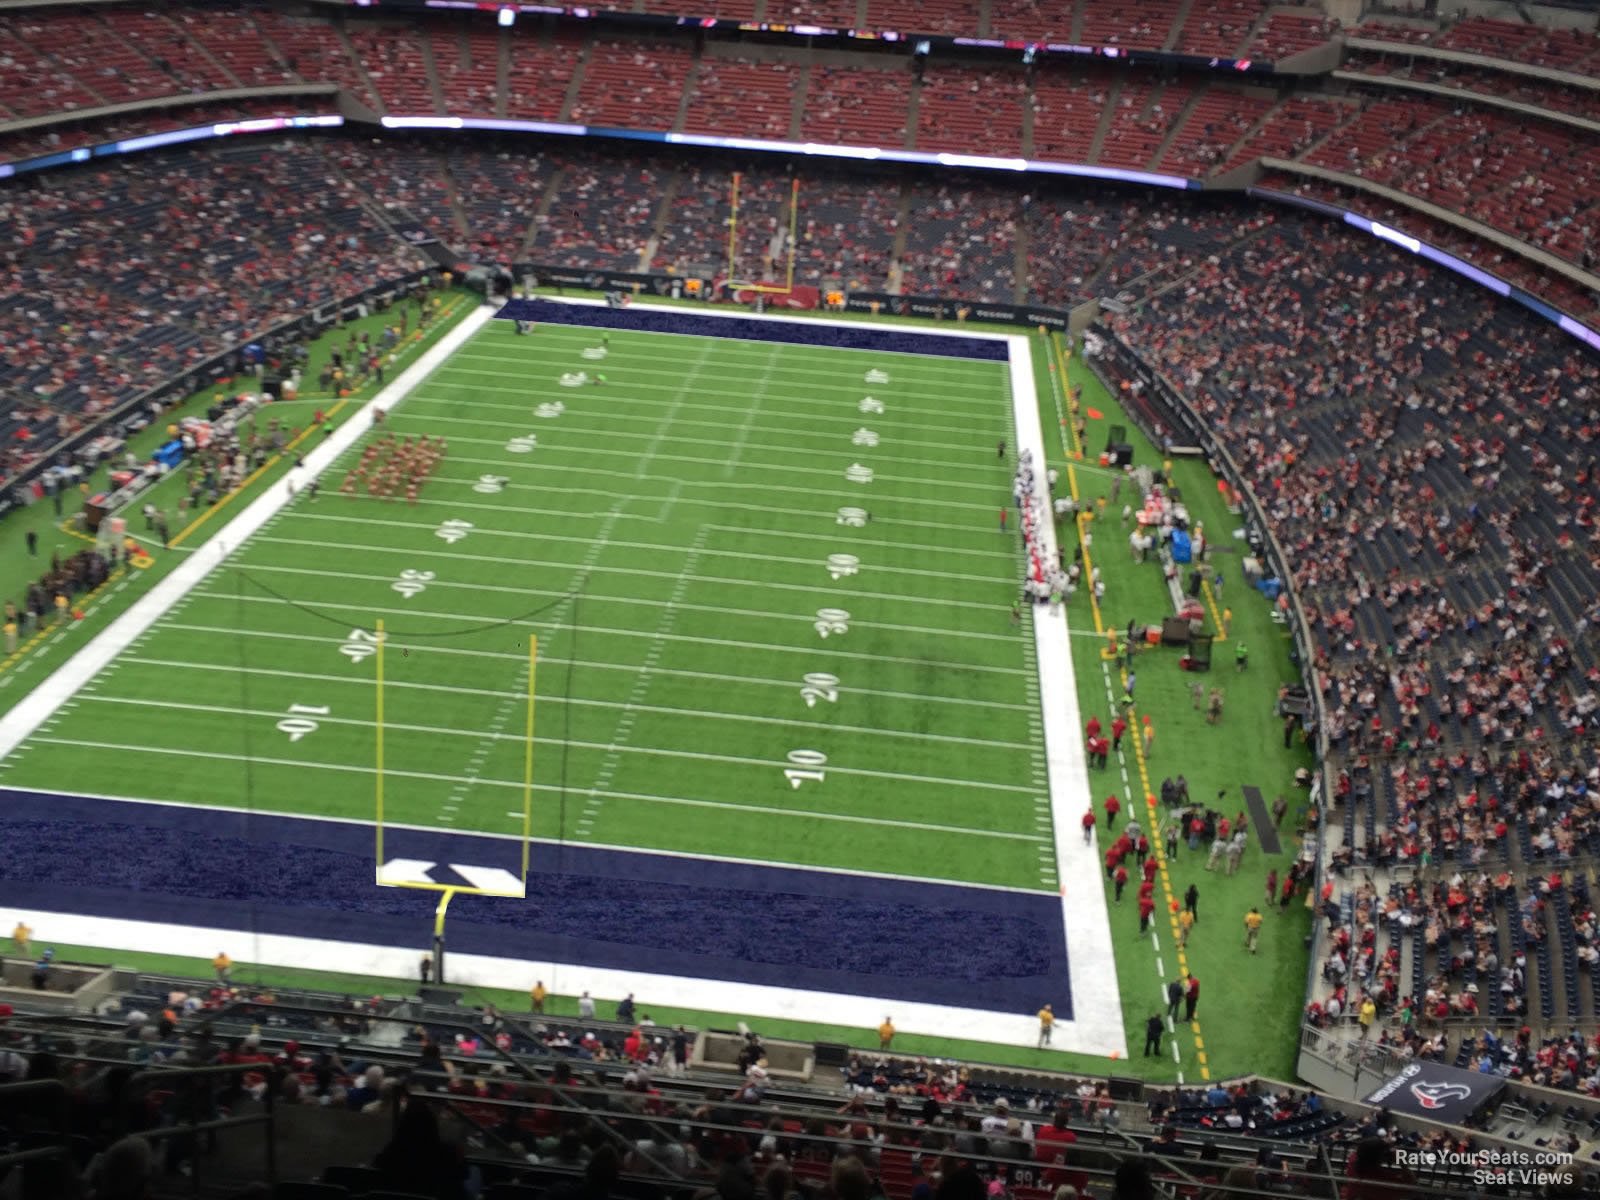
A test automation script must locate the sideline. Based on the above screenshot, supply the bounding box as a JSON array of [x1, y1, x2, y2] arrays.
[[0, 304, 497, 760], [1007, 337, 1128, 1060]]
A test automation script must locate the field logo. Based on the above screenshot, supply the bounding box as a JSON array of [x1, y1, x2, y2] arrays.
[[836, 507, 868, 527], [473, 474, 509, 494], [814, 608, 851, 638], [845, 463, 874, 484], [826, 553, 860, 580], [559, 372, 586, 387], [864, 369, 890, 384], [1410, 1081, 1472, 1111], [535, 401, 565, 419], [435, 519, 473, 544], [852, 428, 879, 447], [580, 346, 608, 360], [859, 396, 884, 415]]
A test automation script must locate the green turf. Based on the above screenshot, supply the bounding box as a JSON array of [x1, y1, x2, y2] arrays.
[[2, 321, 1052, 890]]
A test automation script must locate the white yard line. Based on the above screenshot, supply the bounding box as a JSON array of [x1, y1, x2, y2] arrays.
[[403, 391, 997, 454], [414, 384, 1005, 442], [141, 626, 1035, 712], [212, 562, 1024, 644], [67, 695, 1035, 795], [406, 455, 1002, 515], [398, 411, 1000, 477], [386, 428, 1004, 494], [96, 662, 1035, 750], [177, 592, 1034, 676], [20, 738, 1047, 842], [248, 534, 1006, 612], [274, 512, 1012, 582]]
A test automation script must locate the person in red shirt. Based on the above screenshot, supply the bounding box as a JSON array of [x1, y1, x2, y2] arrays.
[[1184, 974, 1200, 1021], [1034, 1108, 1087, 1193], [1111, 716, 1127, 750], [1104, 793, 1121, 829], [1218, 816, 1232, 841], [1135, 833, 1150, 865], [1142, 856, 1158, 884], [1086, 715, 1102, 743], [1105, 847, 1120, 880], [1138, 893, 1156, 934], [1113, 864, 1129, 902], [1081, 806, 1096, 844]]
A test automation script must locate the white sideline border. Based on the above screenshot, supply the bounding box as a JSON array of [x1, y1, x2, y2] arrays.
[[1, 300, 1127, 1059]]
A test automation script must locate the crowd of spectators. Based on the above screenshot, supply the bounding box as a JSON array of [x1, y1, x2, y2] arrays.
[[1108, 210, 1600, 1084], [0, 138, 427, 486], [0, 964, 1372, 1200]]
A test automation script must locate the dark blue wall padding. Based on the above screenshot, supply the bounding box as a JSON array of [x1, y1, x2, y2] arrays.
[[494, 299, 1010, 362]]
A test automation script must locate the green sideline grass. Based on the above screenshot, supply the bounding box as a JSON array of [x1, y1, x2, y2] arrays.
[[0, 290, 480, 706], [1031, 336, 1314, 1083]]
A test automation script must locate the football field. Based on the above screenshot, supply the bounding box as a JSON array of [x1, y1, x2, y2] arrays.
[[0, 311, 1060, 894]]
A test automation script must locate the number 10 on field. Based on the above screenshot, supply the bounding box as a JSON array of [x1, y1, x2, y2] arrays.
[[784, 749, 827, 789]]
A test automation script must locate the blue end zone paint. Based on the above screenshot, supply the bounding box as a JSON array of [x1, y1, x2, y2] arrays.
[[0, 790, 1071, 1016], [494, 299, 1010, 362]]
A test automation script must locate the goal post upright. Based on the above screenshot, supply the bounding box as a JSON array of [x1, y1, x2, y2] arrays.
[[521, 633, 537, 885], [374, 617, 386, 879], [727, 170, 742, 285], [786, 176, 799, 293]]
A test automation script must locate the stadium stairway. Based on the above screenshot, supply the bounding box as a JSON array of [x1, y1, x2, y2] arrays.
[[1087, 75, 1121, 163], [787, 62, 810, 142], [1147, 84, 1208, 173], [419, 31, 449, 115], [1165, 0, 1199, 52], [332, 20, 387, 113], [557, 37, 590, 123]]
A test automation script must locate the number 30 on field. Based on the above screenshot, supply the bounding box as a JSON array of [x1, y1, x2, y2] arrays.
[[783, 749, 828, 789]]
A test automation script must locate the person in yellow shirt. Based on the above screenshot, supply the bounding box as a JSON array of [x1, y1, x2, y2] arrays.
[[1243, 907, 1264, 955], [878, 1016, 895, 1050], [213, 951, 232, 982], [1177, 907, 1196, 948], [12, 920, 32, 957], [531, 980, 547, 1014], [1037, 1003, 1054, 1048], [1221, 607, 1233, 639], [1359, 995, 1377, 1037]]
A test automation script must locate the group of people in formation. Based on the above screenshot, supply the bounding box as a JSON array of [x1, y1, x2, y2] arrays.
[[340, 432, 448, 503]]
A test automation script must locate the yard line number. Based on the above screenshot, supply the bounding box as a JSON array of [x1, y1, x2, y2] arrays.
[[339, 628, 381, 663], [783, 749, 828, 789], [278, 703, 330, 742], [392, 569, 435, 599]]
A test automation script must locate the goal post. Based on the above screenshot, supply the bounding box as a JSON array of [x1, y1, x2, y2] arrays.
[[372, 622, 538, 901], [725, 176, 802, 299]]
